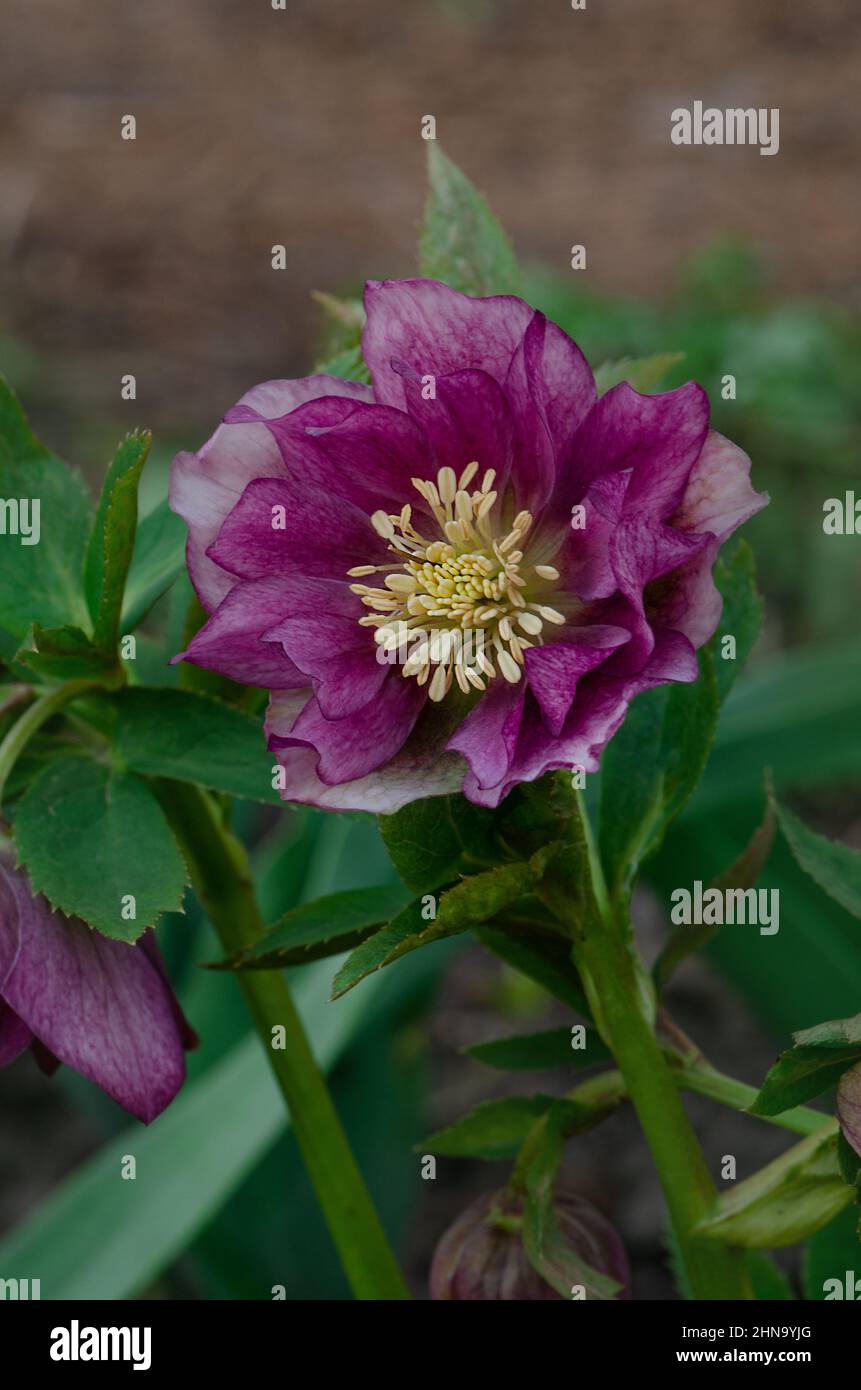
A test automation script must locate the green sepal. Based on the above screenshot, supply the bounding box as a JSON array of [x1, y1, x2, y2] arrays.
[[14, 624, 120, 683], [695, 1126, 851, 1248], [419, 143, 523, 297], [593, 353, 685, 396]]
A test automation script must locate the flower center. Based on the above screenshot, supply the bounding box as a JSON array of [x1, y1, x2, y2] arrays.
[[347, 463, 565, 702]]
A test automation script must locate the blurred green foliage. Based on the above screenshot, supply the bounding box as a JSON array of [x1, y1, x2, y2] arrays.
[[527, 241, 861, 646]]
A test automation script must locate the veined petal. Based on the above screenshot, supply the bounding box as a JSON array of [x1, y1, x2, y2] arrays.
[[0, 854, 190, 1124], [271, 674, 427, 785], [266, 690, 464, 813], [170, 375, 372, 611], [363, 278, 534, 409]]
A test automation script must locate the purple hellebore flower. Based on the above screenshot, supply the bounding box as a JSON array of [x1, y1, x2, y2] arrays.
[[170, 278, 767, 812], [429, 1187, 630, 1300], [0, 849, 195, 1123]]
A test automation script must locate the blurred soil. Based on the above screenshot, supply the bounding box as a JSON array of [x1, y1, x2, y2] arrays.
[[0, 0, 858, 461]]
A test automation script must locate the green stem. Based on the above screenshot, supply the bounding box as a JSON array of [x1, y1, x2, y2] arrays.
[[676, 1065, 830, 1137], [548, 794, 753, 1300], [0, 679, 101, 808], [159, 780, 410, 1301], [579, 925, 751, 1297], [531, 1063, 827, 1141]]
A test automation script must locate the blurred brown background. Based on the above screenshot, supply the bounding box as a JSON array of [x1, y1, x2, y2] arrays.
[[1, 0, 858, 454]]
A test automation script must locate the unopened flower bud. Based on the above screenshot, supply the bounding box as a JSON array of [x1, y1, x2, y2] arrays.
[[429, 1187, 629, 1300], [837, 1060, 861, 1160]]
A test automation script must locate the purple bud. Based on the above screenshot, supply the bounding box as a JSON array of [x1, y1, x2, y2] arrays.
[[837, 1060, 861, 1159], [429, 1187, 630, 1300]]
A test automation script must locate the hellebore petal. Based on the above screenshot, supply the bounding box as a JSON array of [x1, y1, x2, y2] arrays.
[[271, 674, 426, 785], [170, 277, 767, 812], [504, 311, 596, 512], [362, 277, 533, 409], [524, 627, 631, 737], [171, 374, 372, 611], [0, 851, 192, 1123], [264, 396, 437, 521], [178, 577, 308, 687], [266, 690, 464, 813], [398, 367, 517, 496]]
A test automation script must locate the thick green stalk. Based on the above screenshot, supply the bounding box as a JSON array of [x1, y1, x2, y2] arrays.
[[546, 795, 753, 1300], [578, 926, 751, 1298], [159, 780, 410, 1301]]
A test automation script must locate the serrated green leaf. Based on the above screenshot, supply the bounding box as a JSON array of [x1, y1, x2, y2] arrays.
[[421, 1089, 616, 1162], [84, 431, 151, 651], [773, 796, 861, 922], [465, 1025, 609, 1071], [695, 1126, 851, 1248], [421, 1096, 557, 1160], [332, 857, 541, 998], [380, 795, 464, 892], [752, 1042, 861, 1117], [752, 1013, 861, 1117], [122, 499, 188, 630], [593, 353, 684, 396], [496, 774, 582, 862], [447, 793, 500, 868], [113, 687, 278, 803], [419, 143, 523, 297], [14, 753, 187, 939], [331, 899, 438, 998], [0, 375, 92, 639], [14, 624, 118, 682], [219, 882, 414, 970]]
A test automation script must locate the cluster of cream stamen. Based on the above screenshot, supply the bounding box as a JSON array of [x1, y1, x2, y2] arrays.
[[347, 462, 565, 702]]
